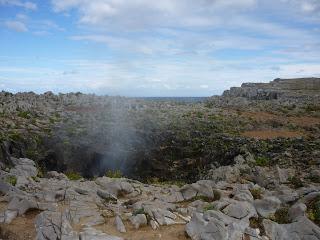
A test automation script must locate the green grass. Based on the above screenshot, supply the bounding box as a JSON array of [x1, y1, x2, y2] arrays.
[[17, 111, 31, 119], [288, 176, 304, 189], [106, 169, 123, 178], [203, 204, 215, 212], [66, 172, 82, 180], [250, 188, 263, 199], [5, 176, 17, 186], [255, 156, 270, 167], [133, 208, 145, 216], [273, 207, 290, 224], [307, 196, 320, 225]]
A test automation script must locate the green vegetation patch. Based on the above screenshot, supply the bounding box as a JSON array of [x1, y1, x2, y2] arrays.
[[249, 217, 265, 235], [133, 208, 146, 216], [66, 171, 82, 180], [250, 188, 263, 200], [273, 207, 290, 224], [288, 176, 304, 189], [106, 169, 123, 178], [17, 111, 31, 119], [255, 156, 270, 167], [5, 176, 17, 186], [307, 196, 320, 225], [203, 204, 215, 212]]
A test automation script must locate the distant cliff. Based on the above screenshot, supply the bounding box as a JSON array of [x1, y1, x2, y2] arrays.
[[222, 77, 320, 100]]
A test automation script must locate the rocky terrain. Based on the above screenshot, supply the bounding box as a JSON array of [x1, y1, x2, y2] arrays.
[[0, 77, 320, 239]]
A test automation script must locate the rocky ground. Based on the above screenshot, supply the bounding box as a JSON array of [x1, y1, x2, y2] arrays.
[[0, 77, 320, 239]]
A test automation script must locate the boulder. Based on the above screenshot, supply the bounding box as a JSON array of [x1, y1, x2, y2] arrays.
[[254, 196, 281, 218], [129, 214, 147, 229], [223, 201, 256, 219], [97, 189, 117, 201], [80, 227, 123, 240], [7, 195, 38, 215], [263, 216, 320, 240], [35, 211, 77, 240], [185, 212, 228, 240], [95, 177, 134, 197], [115, 216, 126, 233], [288, 203, 306, 222]]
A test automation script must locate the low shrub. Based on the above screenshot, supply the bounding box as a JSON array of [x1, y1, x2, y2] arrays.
[[288, 176, 304, 189], [106, 169, 122, 178], [255, 156, 269, 167], [133, 208, 145, 216], [274, 207, 290, 224], [203, 204, 215, 212], [66, 172, 82, 180], [250, 188, 263, 200], [6, 176, 17, 186]]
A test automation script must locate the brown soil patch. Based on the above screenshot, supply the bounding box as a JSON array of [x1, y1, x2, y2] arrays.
[[242, 111, 278, 122], [241, 111, 320, 127], [94, 217, 188, 240], [288, 116, 320, 127], [242, 130, 304, 139], [0, 209, 39, 240]]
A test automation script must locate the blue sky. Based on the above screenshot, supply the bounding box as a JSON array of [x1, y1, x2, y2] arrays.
[[0, 0, 320, 96]]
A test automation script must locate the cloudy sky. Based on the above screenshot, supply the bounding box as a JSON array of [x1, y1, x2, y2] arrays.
[[0, 0, 320, 96]]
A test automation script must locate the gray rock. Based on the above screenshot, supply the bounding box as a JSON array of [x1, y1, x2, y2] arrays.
[[80, 227, 123, 240], [254, 196, 281, 218], [97, 189, 117, 201], [185, 212, 207, 240], [288, 203, 306, 222], [47, 171, 68, 180], [129, 214, 147, 229], [95, 177, 134, 197], [263, 216, 320, 240], [185, 212, 228, 240], [223, 201, 255, 219], [201, 218, 228, 240], [151, 208, 177, 225], [35, 211, 77, 240], [7, 195, 38, 215], [115, 216, 126, 233], [4, 210, 18, 224], [180, 181, 214, 201]]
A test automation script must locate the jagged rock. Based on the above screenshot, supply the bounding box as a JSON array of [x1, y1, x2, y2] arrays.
[[47, 171, 68, 180], [263, 216, 320, 240], [151, 208, 177, 225], [233, 189, 254, 202], [288, 203, 306, 221], [7, 195, 37, 215], [95, 177, 134, 197], [180, 181, 214, 200], [3, 210, 18, 224], [35, 211, 78, 240], [130, 214, 147, 229], [254, 196, 281, 218], [150, 219, 159, 230], [276, 166, 293, 183], [223, 201, 256, 219], [74, 187, 89, 195], [97, 189, 117, 201], [206, 166, 240, 183], [115, 216, 126, 233], [80, 227, 123, 240], [186, 212, 228, 240], [9, 157, 37, 178]]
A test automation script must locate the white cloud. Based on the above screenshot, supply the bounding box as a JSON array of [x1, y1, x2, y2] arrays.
[[5, 20, 28, 32], [0, 0, 37, 10], [51, 0, 258, 29]]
